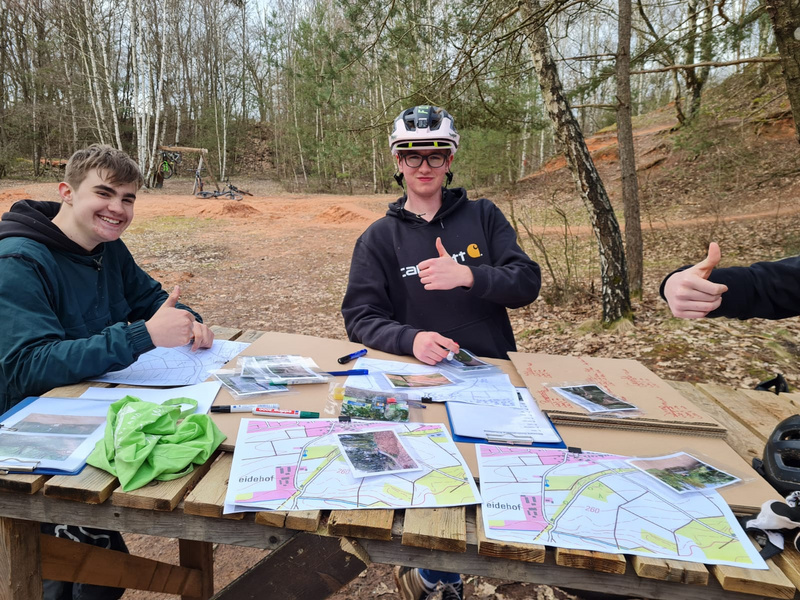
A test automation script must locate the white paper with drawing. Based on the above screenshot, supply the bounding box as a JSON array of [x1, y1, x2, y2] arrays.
[[79, 381, 222, 415], [345, 358, 519, 407], [90, 340, 249, 386]]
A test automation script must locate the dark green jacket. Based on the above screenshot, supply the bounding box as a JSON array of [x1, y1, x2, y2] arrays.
[[0, 200, 201, 413]]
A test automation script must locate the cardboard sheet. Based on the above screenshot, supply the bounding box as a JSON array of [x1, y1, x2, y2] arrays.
[[509, 352, 726, 437]]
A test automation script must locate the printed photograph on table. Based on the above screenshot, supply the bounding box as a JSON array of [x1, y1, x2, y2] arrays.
[[551, 383, 638, 413], [213, 370, 289, 396], [240, 355, 329, 384], [0, 432, 87, 462], [12, 413, 105, 436], [628, 451, 740, 494], [335, 428, 421, 478], [383, 371, 456, 389]]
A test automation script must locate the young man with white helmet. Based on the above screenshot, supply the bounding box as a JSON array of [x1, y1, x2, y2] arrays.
[[341, 106, 541, 599]]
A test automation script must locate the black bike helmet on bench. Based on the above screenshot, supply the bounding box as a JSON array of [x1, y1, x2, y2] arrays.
[[758, 415, 800, 497]]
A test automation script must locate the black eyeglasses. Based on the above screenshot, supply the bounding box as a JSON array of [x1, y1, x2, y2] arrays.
[[401, 153, 448, 168]]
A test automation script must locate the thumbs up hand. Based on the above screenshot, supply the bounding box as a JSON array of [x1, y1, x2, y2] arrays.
[[146, 286, 197, 347], [417, 237, 475, 291], [664, 243, 729, 318]]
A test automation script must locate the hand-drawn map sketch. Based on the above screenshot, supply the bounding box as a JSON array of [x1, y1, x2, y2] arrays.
[[92, 340, 249, 385], [224, 419, 481, 513], [477, 446, 767, 569]]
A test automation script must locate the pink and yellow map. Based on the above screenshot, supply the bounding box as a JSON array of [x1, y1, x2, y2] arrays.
[[224, 419, 481, 513], [477, 446, 767, 569]]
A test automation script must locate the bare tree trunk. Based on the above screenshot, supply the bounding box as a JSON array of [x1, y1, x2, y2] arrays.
[[523, 0, 632, 323], [765, 0, 800, 143], [617, 0, 642, 297], [82, 0, 111, 143], [100, 32, 123, 150]]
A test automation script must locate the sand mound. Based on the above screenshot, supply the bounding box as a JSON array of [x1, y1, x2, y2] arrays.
[[315, 204, 376, 225], [199, 201, 261, 218]]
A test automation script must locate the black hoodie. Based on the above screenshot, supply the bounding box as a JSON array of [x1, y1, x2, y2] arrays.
[[341, 187, 541, 359]]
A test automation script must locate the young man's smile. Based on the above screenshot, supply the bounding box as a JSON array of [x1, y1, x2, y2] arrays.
[[53, 171, 137, 251]]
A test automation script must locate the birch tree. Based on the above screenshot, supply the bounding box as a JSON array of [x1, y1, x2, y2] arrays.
[[523, 0, 632, 323]]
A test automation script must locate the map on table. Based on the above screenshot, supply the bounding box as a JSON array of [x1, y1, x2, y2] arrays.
[[91, 340, 249, 386], [345, 357, 520, 407], [477, 446, 767, 569], [224, 419, 481, 513]]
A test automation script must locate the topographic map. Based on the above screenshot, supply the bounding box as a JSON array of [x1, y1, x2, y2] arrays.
[[477, 446, 767, 569], [224, 419, 481, 513]]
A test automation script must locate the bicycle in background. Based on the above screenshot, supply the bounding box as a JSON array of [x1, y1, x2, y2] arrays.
[[160, 151, 182, 179], [195, 177, 253, 201]]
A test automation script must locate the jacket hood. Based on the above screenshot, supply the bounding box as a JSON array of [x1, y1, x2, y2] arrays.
[[0, 199, 96, 255], [386, 187, 468, 227]]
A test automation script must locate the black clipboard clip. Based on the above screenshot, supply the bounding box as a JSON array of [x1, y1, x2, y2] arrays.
[[0, 458, 40, 475]]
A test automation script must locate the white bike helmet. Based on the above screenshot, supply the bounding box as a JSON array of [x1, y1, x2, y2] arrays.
[[389, 106, 460, 155]]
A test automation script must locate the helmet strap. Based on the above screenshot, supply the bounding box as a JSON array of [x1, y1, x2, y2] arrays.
[[393, 172, 405, 188], [445, 171, 453, 187]]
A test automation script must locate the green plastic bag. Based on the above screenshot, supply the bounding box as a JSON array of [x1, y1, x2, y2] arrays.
[[87, 395, 226, 491]]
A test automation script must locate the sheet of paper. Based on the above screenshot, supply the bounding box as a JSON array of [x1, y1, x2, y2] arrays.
[[223, 419, 481, 513], [477, 446, 767, 569], [345, 358, 519, 407], [447, 388, 562, 444], [80, 381, 222, 415], [0, 397, 111, 473], [90, 340, 249, 386]]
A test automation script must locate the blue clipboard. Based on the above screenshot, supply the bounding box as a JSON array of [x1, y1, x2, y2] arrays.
[[445, 401, 566, 449], [0, 396, 93, 476]]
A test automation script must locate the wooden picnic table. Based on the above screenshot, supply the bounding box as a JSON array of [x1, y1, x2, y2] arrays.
[[1, 327, 799, 600]]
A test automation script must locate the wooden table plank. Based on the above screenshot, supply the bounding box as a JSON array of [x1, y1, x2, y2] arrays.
[[631, 555, 709, 584], [0, 473, 48, 494], [42, 534, 203, 596], [554, 547, 627, 574], [111, 449, 220, 511], [208, 326, 243, 341], [0, 517, 42, 600], [696, 383, 779, 442], [255, 511, 287, 528], [668, 381, 764, 463], [401, 507, 467, 552], [711, 558, 795, 598], [328, 509, 394, 540], [183, 453, 243, 520], [284, 511, 322, 532], [178, 539, 213, 600], [771, 543, 800, 592], [475, 507, 545, 563], [43, 466, 118, 504]]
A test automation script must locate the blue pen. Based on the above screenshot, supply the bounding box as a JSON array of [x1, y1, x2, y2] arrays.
[[337, 349, 367, 364], [326, 369, 369, 377]]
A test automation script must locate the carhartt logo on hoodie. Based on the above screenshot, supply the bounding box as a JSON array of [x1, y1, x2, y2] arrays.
[[400, 243, 481, 277]]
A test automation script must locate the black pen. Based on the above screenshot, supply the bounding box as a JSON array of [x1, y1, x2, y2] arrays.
[[337, 349, 367, 364]]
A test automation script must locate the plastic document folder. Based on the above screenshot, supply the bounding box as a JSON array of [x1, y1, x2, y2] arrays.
[[0, 396, 110, 475], [446, 389, 565, 448]]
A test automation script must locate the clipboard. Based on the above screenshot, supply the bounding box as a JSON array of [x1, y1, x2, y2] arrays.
[[445, 390, 566, 449], [0, 396, 108, 476]]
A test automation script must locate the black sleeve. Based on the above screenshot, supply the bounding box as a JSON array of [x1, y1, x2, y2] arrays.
[[659, 255, 800, 320]]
